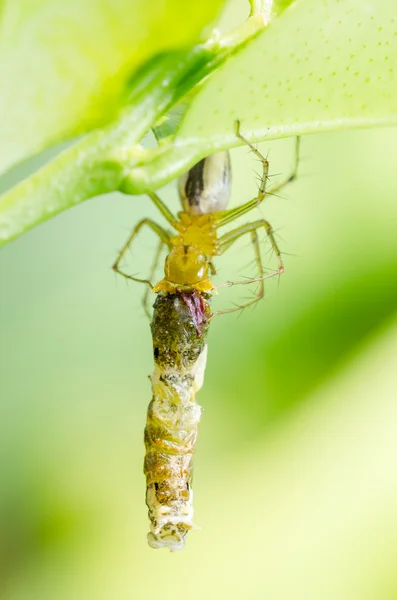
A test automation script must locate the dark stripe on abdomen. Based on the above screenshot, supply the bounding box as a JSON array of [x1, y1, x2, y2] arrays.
[[185, 159, 205, 206]]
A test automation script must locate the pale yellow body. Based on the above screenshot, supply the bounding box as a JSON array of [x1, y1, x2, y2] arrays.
[[153, 213, 219, 294]]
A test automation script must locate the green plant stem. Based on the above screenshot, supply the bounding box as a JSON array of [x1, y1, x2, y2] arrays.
[[0, 15, 266, 247]]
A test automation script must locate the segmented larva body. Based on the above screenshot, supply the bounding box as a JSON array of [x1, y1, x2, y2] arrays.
[[144, 291, 211, 551]]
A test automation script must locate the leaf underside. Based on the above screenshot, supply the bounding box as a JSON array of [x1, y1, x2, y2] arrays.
[[0, 0, 226, 174], [132, 0, 397, 190], [0, 0, 396, 246]]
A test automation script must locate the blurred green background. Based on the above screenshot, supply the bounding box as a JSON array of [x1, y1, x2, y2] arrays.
[[1, 125, 397, 599]]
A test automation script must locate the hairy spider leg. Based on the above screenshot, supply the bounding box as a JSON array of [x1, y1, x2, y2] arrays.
[[214, 123, 300, 229], [266, 136, 301, 197], [147, 191, 178, 226], [142, 240, 165, 319], [112, 217, 170, 286], [209, 219, 284, 317], [208, 122, 300, 316], [214, 122, 270, 228], [113, 122, 300, 317], [208, 261, 217, 276]]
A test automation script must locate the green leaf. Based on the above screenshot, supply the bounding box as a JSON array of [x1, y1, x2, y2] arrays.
[[150, 0, 297, 143], [0, 12, 267, 246], [2, 0, 397, 247], [152, 100, 191, 144], [126, 0, 397, 191], [0, 50, 212, 244], [0, 0, 226, 174], [179, 0, 397, 143]]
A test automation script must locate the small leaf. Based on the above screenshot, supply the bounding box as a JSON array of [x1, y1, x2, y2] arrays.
[[152, 100, 191, 143]]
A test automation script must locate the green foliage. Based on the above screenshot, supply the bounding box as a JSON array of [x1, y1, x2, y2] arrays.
[[0, 0, 396, 246], [136, 0, 397, 188], [0, 0, 225, 172], [1, 1, 397, 596]]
